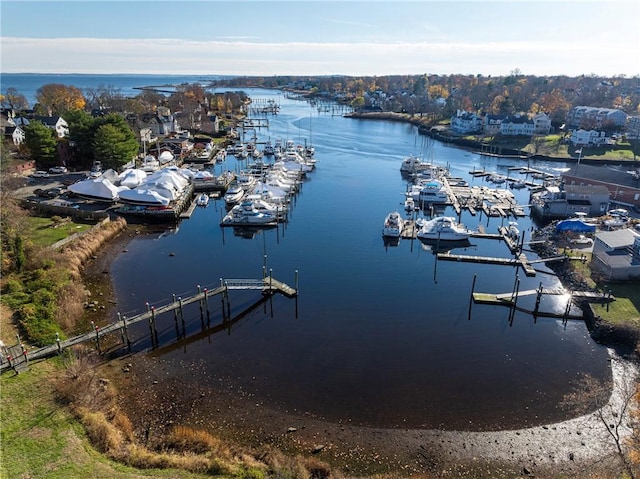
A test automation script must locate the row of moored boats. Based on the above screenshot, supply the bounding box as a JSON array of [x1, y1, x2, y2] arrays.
[[220, 139, 316, 226]]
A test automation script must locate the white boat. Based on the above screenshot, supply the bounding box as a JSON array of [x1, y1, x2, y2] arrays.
[[236, 174, 256, 191], [510, 179, 527, 189], [400, 155, 433, 174], [408, 180, 449, 205], [506, 221, 520, 240], [221, 202, 277, 226], [215, 150, 227, 163], [196, 193, 209, 206], [383, 211, 404, 238], [242, 196, 287, 219], [416, 216, 472, 241], [223, 185, 245, 205], [404, 197, 416, 212]]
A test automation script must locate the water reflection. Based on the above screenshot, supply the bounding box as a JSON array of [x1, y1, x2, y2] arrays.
[[110, 88, 611, 431]]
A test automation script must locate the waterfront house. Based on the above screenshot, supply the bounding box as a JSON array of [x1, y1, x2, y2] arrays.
[[482, 114, 505, 136], [140, 110, 179, 137], [531, 183, 610, 219], [570, 129, 608, 146], [566, 106, 628, 129], [532, 113, 552, 134], [450, 110, 482, 134], [500, 114, 534, 136], [591, 229, 640, 281]]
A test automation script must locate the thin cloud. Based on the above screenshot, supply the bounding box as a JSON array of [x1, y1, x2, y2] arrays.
[[1, 37, 636, 77]]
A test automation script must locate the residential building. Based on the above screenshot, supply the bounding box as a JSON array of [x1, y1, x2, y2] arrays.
[[531, 183, 610, 219], [532, 113, 552, 134], [500, 114, 534, 136], [566, 106, 628, 129], [626, 115, 640, 140], [450, 110, 482, 134], [483, 114, 505, 136], [562, 163, 640, 209], [33, 116, 69, 138], [570, 129, 608, 146], [591, 229, 640, 281], [4, 126, 25, 145]]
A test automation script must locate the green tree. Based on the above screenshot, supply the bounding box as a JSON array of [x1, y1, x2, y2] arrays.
[[64, 110, 98, 168], [92, 116, 138, 170], [24, 120, 58, 168]]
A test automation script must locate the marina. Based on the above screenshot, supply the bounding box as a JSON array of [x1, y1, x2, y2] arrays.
[[87, 88, 611, 431]]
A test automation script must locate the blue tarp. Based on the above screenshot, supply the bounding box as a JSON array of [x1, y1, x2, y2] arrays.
[[555, 219, 597, 233]]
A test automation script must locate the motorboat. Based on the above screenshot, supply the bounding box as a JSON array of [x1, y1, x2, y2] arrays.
[[400, 155, 434, 174], [411, 180, 450, 205], [510, 179, 527, 189], [382, 211, 404, 238], [236, 174, 257, 191], [196, 193, 209, 207], [404, 197, 416, 212], [242, 196, 288, 220], [416, 216, 472, 241], [263, 141, 275, 156], [221, 202, 277, 226], [506, 221, 520, 240], [223, 185, 245, 205]]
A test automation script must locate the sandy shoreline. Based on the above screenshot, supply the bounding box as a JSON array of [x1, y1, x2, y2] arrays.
[[87, 225, 635, 478]]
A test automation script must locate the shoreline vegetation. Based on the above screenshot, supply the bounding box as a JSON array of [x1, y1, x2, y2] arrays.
[[2, 103, 640, 478]]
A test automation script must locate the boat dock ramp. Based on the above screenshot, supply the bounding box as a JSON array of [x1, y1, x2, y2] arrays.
[[439, 176, 529, 219], [469, 275, 614, 324], [0, 274, 299, 374]]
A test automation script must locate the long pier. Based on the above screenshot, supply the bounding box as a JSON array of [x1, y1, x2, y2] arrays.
[[0, 276, 298, 374]]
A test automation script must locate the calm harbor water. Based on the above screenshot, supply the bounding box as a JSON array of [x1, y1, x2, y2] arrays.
[[105, 88, 610, 431], [1, 73, 610, 429]]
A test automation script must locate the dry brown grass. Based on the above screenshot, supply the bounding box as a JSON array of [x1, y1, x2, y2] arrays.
[[165, 426, 223, 454], [78, 407, 124, 453]]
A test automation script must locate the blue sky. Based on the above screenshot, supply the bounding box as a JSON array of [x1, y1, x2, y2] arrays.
[[1, 0, 639, 77]]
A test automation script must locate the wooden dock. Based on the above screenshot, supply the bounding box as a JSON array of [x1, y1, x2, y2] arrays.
[[0, 276, 298, 374]]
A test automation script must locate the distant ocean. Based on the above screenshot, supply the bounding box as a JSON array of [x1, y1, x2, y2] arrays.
[[0, 73, 227, 107]]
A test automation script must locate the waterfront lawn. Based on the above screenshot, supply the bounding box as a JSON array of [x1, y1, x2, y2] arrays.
[[24, 216, 91, 248], [591, 282, 640, 326], [0, 360, 209, 479]]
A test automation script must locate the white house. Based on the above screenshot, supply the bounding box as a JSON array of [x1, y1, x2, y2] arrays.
[[4, 126, 25, 145], [483, 114, 505, 136], [570, 129, 607, 146], [450, 110, 482, 134], [532, 113, 552, 134], [500, 115, 534, 136], [34, 116, 69, 138]]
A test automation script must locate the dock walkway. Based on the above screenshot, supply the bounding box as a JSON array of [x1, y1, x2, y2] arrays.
[[0, 276, 297, 374]]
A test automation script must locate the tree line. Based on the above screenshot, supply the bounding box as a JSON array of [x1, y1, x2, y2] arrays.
[[2, 73, 639, 170]]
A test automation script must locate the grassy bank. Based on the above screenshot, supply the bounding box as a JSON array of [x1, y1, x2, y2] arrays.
[[0, 359, 211, 479]]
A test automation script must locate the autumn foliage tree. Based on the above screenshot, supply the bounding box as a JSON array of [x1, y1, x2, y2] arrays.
[[35, 83, 86, 116]]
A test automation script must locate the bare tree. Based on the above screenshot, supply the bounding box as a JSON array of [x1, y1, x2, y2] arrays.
[[563, 358, 639, 479]]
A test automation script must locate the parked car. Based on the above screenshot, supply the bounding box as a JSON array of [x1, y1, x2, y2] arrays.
[[33, 188, 49, 198], [570, 235, 593, 245], [49, 166, 68, 174], [32, 170, 49, 178], [46, 187, 64, 198]]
